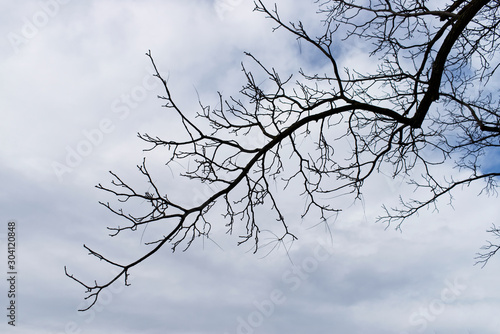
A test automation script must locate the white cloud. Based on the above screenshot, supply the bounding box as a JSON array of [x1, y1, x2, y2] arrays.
[[0, 1, 499, 333]]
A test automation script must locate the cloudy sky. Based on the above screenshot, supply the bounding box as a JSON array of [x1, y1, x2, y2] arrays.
[[1, 0, 500, 333]]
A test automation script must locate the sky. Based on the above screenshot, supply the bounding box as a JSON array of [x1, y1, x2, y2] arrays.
[[1, 0, 500, 333]]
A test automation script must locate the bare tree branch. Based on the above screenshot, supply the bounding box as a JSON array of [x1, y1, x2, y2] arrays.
[[67, 0, 500, 309], [476, 224, 500, 267]]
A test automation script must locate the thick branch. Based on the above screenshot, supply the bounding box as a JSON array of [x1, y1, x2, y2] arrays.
[[412, 0, 491, 128]]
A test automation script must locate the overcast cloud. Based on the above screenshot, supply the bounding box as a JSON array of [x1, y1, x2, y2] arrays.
[[1, 1, 500, 333]]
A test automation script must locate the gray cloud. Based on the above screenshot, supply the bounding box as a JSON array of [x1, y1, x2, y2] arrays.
[[1, 1, 499, 333]]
